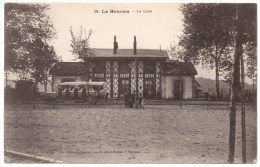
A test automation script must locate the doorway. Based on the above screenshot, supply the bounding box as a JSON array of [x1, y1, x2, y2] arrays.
[[144, 79, 155, 99], [119, 79, 130, 98], [173, 80, 183, 100]]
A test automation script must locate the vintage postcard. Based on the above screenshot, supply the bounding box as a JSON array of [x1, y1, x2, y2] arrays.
[[2, 1, 258, 165]]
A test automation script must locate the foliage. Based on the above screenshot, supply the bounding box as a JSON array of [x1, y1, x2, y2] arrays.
[[219, 58, 233, 85], [28, 38, 58, 91], [241, 3, 257, 81], [220, 4, 257, 85], [179, 4, 235, 99], [245, 43, 257, 82], [180, 4, 235, 60], [168, 36, 184, 61], [70, 26, 94, 80], [242, 4, 257, 91], [5, 3, 56, 73], [179, 3, 257, 99], [15, 79, 36, 100]]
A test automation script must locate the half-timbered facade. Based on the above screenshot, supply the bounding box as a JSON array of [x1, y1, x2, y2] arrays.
[[50, 36, 168, 99], [50, 36, 198, 100]]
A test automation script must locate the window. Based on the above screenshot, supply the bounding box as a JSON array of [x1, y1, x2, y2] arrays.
[[119, 73, 130, 78], [146, 80, 152, 85], [122, 80, 129, 85], [119, 79, 130, 97], [94, 73, 105, 78], [144, 80, 154, 99], [145, 74, 155, 78]]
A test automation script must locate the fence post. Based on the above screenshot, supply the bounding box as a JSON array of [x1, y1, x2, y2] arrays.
[[207, 92, 209, 109]]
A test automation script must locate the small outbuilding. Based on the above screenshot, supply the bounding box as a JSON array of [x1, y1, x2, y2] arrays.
[[161, 60, 197, 100]]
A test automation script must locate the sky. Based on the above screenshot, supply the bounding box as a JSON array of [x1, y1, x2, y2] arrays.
[[47, 3, 183, 57], [46, 3, 251, 83]]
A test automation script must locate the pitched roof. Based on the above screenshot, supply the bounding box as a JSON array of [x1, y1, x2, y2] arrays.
[[50, 62, 85, 76], [50, 49, 168, 76], [92, 49, 168, 58], [162, 60, 197, 76], [51, 60, 198, 76]]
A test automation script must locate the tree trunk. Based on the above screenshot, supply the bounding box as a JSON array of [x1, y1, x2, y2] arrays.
[[5, 72, 8, 88], [32, 81, 38, 108], [51, 74, 54, 92], [44, 82, 47, 92], [228, 5, 242, 163], [179, 75, 182, 109], [44, 73, 47, 92], [228, 42, 240, 163], [215, 59, 220, 100], [252, 71, 255, 109], [85, 64, 91, 107], [240, 51, 246, 163], [229, 82, 232, 102]]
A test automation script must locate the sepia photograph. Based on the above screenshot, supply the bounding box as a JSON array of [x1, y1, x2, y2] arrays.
[[2, 1, 258, 165]]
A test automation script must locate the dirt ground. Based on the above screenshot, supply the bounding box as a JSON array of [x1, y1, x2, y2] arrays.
[[4, 104, 257, 163]]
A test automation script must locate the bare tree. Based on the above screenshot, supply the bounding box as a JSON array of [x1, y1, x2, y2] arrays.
[[70, 26, 94, 81]]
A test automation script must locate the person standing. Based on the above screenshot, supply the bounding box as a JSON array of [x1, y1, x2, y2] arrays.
[[124, 91, 128, 108], [129, 91, 134, 108], [132, 91, 138, 108], [74, 87, 78, 99], [65, 86, 70, 99], [82, 86, 86, 101]]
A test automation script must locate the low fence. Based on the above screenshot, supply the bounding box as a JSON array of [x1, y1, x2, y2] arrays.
[[5, 99, 256, 108]]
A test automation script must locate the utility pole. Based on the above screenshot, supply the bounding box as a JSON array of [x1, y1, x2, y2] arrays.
[[240, 47, 246, 163], [135, 57, 138, 108], [252, 71, 255, 109], [179, 67, 183, 109], [5, 72, 8, 88], [238, 4, 246, 163], [228, 4, 242, 163]]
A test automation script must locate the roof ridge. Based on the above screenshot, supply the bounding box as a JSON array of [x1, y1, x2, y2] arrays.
[[93, 48, 167, 51]]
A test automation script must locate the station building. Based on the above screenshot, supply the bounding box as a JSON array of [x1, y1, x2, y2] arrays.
[[50, 36, 197, 100]]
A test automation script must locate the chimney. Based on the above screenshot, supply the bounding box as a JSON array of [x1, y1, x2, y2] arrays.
[[134, 36, 137, 54], [113, 35, 118, 54]]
